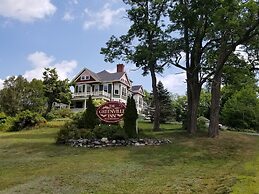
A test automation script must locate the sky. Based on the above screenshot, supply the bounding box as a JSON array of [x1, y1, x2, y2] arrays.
[[0, 0, 186, 95]]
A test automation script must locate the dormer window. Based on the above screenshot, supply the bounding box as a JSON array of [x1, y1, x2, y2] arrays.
[[81, 75, 90, 80]]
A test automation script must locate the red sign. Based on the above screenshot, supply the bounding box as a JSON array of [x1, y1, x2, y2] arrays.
[[96, 101, 126, 123]]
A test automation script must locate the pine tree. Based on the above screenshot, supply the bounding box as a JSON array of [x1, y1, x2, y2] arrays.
[[124, 96, 138, 138], [79, 96, 99, 129]]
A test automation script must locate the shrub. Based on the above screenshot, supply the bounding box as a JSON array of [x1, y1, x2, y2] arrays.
[[93, 124, 125, 139], [221, 86, 258, 131], [0, 112, 7, 125], [197, 116, 209, 132], [9, 110, 46, 131], [78, 96, 99, 129], [56, 120, 98, 144], [56, 121, 79, 144], [0, 112, 15, 131], [46, 108, 74, 120], [124, 96, 138, 138]]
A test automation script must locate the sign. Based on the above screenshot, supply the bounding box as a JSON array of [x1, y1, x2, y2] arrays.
[[96, 101, 126, 123]]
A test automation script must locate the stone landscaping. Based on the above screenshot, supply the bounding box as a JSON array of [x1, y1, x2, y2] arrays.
[[68, 137, 172, 148]]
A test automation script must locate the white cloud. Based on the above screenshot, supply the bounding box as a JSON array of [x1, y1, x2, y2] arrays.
[[83, 3, 125, 30], [0, 79, 4, 90], [0, 0, 56, 22], [62, 12, 75, 21], [24, 51, 77, 81], [157, 73, 186, 95]]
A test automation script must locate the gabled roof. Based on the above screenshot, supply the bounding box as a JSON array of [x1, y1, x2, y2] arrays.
[[132, 85, 143, 91], [96, 70, 124, 82], [71, 68, 100, 83], [132, 85, 144, 96]]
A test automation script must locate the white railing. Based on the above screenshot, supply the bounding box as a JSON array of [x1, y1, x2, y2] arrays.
[[72, 91, 110, 99]]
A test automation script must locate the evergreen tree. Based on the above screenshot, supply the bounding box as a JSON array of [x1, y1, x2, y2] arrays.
[[157, 81, 173, 123], [124, 96, 138, 138], [79, 96, 99, 129]]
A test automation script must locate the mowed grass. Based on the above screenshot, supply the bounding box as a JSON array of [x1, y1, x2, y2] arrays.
[[0, 121, 258, 194]]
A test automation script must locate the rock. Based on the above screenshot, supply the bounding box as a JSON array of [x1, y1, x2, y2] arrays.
[[112, 140, 116, 144], [101, 137, 108, 143]]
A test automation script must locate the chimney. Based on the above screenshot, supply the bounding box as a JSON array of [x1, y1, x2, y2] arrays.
[[117, 64, 125, 72]]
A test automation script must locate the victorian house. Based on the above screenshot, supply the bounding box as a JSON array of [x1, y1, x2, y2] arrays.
[[70, 64, 144, 113]]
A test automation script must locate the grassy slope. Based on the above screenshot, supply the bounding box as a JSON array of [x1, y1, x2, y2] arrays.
[[0, 121, 258, 194]]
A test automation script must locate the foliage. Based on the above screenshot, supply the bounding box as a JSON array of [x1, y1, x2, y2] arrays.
[[0, 76, 46, 116], [94, 124, 127, 140], [198, 90, 211, 119], [46, 108, 74, 120], [157, 81, 173, 123], [9, 110, 46, 131], [172, 95, 187, 123], [197, 116, 209, 133], [124, 96, 138, 138], [92, 99, 106, 107], [222, 85, 259, 131], [56, 122, 95, 144], [43, 68, 72, 117], [0, 112, 15, 131], [77, 96, 99, 129], [101, 0, 173, 131]]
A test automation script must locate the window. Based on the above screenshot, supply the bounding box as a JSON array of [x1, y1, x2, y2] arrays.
[[78, 85, 83, 93], [86, 85, 91, 93], [104, 84, 108, 92], [114, 89, 119, 95], [81, 75, 90, 80], [122, 87, 127, 96], [94, 85, 99, 93]]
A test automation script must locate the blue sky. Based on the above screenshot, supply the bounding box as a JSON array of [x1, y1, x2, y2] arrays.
[[0, 0, 186, 94]]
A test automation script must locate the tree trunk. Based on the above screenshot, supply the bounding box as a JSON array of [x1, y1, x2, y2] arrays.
[[44, 101, 53, 118], [186, 72, 201, 134], [209, 70, 223, 137], [150, 67, 160, 131]]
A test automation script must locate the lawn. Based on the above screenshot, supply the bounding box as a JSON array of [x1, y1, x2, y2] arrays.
[[0, 121, 258, 194]]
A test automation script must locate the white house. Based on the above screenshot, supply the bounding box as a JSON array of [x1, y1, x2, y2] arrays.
[[70, 64, 144, 113]]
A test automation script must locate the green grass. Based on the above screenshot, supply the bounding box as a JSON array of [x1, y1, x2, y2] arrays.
[[0, 121, 258, 194]]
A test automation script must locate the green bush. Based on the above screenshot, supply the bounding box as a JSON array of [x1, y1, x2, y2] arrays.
[[46, 108, 74, 120], [197, 116, 209, 132], [0, 112, 15, 131], [124, 96, 138, 138], [222, 86, 259, 131], [56, 121, 79, 144], [93, 124, 126, 139], [77, 96, 99, 129], [9, 110, 46, 131]]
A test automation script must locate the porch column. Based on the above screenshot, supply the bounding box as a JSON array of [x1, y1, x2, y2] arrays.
[[84, 99, 87, 110]]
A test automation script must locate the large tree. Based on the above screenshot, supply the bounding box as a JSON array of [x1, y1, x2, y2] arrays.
[[101, 0, 175, 131], [43, 68, 71, 117], [0, 76, 46, 116], [169, 0, 258, 136]]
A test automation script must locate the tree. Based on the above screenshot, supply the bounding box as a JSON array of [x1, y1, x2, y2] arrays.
[[169, 0, 258, 136], [172, 95, 187, 124], [79, 96, 99, 129], [0, 76, 46, 116], [207, 1, 259, 137], [101, 0, 174, 131], [157, 81, 173, 123], [43, 68, 71, 117], [124, 96, 138, 138], [222, 85, 259, 130]]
